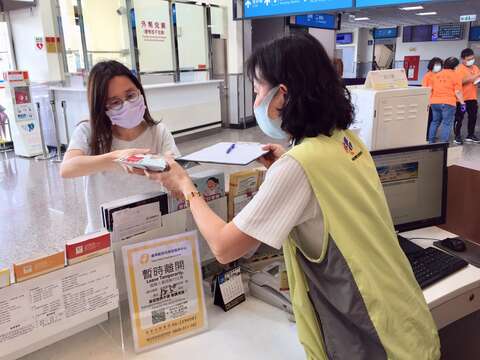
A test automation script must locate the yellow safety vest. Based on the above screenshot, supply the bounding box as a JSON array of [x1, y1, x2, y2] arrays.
[[284, 129, 440, 360]]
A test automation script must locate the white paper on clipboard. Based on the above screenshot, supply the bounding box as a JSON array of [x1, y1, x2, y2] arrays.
[[178, 142, 268, 166]]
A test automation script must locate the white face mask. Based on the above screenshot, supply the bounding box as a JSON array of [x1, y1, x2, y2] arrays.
[[433, 64, 442, 73], [466, 59, 476, 67], [253, 86, 288, 140]]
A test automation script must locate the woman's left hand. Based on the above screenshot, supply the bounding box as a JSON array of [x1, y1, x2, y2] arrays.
[[144, 156, 193, 194]]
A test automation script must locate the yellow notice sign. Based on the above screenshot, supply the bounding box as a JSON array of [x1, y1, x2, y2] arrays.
[[365, 69, 409, 90], [122, 231, 207, 353]]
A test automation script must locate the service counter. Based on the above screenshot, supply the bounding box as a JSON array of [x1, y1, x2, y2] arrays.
[[49, 80, 223, 146]]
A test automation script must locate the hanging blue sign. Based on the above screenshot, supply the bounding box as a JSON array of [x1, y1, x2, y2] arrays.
[[244, 0, 352, 19]]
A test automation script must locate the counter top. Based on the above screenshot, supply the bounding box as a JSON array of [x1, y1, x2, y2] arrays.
[[49, 80, 223, 93]]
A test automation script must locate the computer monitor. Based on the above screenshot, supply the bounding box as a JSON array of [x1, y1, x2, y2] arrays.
[[371, 143, 448, 232]]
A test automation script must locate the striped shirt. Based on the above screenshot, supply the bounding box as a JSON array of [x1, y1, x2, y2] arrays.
[[233, 155, 324, 258]]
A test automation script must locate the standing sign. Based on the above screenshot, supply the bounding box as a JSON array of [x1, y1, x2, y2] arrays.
[[134, 0, 174, 73], [122, 231, 207, 353], [2, 71, 43, 157]]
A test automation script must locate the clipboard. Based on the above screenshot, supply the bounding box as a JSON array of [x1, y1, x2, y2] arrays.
[[178, 142, 268, 166]]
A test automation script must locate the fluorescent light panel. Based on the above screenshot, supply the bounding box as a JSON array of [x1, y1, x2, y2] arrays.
[[416, 11, 437, 16], [400, 6, 424, 11], [354, 17, 370, 21]]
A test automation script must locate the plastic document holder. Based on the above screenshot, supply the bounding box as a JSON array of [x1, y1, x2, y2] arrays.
[[112, 196, 228, 299]]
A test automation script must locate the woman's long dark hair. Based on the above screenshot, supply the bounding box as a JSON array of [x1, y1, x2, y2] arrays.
[[247, 33, 354, 143], [87, 60, 156, 155]]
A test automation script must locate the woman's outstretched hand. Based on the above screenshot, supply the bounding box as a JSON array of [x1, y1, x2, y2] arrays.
[[257, 144, 286, 169], [144, 155, 193, 195]]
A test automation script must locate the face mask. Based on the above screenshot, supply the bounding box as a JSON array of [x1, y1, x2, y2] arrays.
[[253, 86, 288, 140], [106, 94, 146, 129], [466, 59, 475, 67], [433, 64, 442, 73]]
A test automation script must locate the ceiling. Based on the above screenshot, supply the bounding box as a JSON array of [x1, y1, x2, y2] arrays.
[[339, 0, 480, 29]]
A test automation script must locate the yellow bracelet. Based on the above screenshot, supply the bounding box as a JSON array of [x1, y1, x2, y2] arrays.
[[185, 191, 203, 206]]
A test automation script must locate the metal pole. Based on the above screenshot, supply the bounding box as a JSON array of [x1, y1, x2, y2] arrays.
[[50, 98, 63, 163], [35, 103, 55, 161], [61, 100, 70, 144], [242, 19, 246, 129], [76, 0, 90, 71]]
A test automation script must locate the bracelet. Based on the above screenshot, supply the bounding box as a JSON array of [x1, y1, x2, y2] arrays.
[[185, 191, 203, 206]]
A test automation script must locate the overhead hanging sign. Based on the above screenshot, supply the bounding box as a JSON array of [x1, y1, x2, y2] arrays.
[[244, 0, 352, 19], [293, 13, 339, 30], [460, 14, 477, 23], [356, 0, 430, 7], [122, 231, 207, 353]]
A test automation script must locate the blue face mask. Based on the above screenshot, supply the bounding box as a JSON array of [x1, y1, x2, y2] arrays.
[[253, 86, 288, 140]]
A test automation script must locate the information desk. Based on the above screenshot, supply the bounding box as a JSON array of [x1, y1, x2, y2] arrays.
[[50, 80, 223, 146], [16, 226, 480, 359], [441, 161, 480, 244]]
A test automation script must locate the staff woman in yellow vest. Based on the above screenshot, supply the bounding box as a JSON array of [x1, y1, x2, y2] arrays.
[[142, 33, 440, 359]]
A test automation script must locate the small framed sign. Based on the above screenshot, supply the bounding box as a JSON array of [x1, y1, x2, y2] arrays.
[[122, 231, 207, 353]]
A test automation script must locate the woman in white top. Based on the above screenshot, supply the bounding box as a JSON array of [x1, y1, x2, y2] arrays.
[[137, 33, 440, 359], [60, 60, 179, 233]]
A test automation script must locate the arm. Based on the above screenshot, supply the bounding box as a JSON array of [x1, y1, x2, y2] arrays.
[[181, 180, 259, 264], [462, 72, 480, 85], [143, 144, 288, 264], [146, 162, 259, 264], [455, 90, 465, 104], [60, 147, 150, 178]]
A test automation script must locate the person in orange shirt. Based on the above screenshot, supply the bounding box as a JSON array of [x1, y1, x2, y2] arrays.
[[422, 57, 443, 140], [454, 48, 480, 144], [429, 57, 465, 144]]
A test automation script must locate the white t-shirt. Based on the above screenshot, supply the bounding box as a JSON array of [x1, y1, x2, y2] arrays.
[[68, 122, 180, 233], [233, 155, 325, 259]]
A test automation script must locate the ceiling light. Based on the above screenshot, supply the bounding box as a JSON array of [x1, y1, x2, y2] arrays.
[[354, 17, 370, 21], [416, 11, 437, 16], [400, 5, 424, 11]]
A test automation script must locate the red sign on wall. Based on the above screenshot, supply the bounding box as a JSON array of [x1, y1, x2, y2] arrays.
[[404, 56, 420, 81]]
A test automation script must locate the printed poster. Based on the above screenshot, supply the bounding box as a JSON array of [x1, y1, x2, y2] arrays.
[[122, 231, 207, 352]]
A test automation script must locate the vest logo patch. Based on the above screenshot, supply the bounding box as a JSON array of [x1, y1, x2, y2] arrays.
[[343, 137, 354, 155], [343, 136, 363, 161]]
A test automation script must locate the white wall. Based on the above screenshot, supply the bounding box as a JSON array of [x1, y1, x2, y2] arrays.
[[309, 28, 335, 59], [9, 0, 63, 83], [395, 26, 469, 61]]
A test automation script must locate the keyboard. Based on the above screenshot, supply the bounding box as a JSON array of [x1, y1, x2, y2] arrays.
[[398, 236, 468, 289]]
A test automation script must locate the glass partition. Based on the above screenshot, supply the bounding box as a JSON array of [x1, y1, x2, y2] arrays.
[[133, 0, 174, 73], [174, 2, 208, 71], [210, 6, 226, 39], [58, 0, 224, 81], [81, 0, 132, 68], [58, 0, 85, 73]]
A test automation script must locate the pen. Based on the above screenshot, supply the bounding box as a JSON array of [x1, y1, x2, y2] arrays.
[[226, 143, 236, 154]]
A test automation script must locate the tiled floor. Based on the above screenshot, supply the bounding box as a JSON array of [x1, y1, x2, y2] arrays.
[[0, 126, 277, 269]]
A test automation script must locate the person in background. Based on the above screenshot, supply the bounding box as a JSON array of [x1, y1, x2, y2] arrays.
[[140, 33, 440, 359], [428, 57, 465, 144], [422, 57, 443, 140], [454, 48, 480, 144], [60, 60, 179, 233]]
